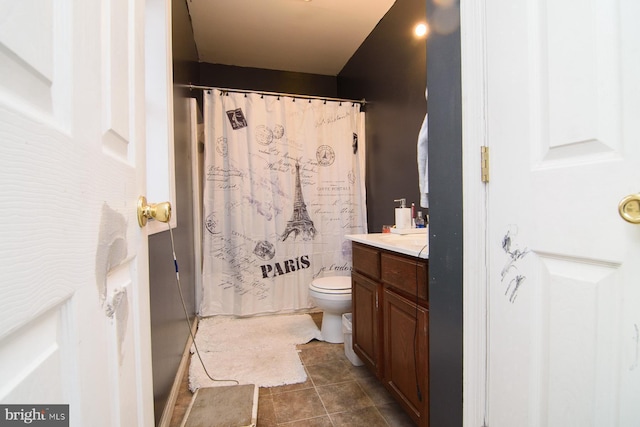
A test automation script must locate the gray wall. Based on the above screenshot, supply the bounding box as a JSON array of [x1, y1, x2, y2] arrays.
[[426, 1, 463, 426], [149, 0, 199, 424], [199, 63, 338, 98], [338, 0, 427, 233]]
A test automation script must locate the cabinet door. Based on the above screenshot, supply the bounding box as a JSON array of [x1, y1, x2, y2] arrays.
[[352, 271, 382, 377], [384, 288, 429, 427]]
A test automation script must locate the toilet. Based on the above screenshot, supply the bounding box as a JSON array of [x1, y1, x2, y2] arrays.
[[309, 276, 352, 343]]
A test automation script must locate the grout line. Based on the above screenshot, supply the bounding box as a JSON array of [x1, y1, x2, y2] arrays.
[[174, 315, 407, 427], [304, 362, 336, 426], [352, 380, 392, 427], [271, 324, 407, 426]]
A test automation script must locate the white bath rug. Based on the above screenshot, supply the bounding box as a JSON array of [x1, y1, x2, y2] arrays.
[[188, 313, 323, 391]]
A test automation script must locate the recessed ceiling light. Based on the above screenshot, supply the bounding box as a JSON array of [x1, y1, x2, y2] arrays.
[[414, 23, 428, 38]]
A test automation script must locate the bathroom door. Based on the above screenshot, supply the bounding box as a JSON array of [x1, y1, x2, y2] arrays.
[[0, 1, 153, 426], [480, 0, 640, 425]]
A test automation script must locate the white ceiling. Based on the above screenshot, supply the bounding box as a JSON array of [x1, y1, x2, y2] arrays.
[[186, 0, 396, 76]]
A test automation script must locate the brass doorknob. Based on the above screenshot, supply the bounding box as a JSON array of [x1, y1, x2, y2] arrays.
[[618, 193, 640, 224], [137, 196, 172, 227]]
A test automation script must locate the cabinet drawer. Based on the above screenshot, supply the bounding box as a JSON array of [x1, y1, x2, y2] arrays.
[[381, 252, 428, 301], [352, 243, 380, 280]]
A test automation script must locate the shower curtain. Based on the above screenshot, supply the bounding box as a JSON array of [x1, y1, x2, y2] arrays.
[[200, 89, 367, 317]]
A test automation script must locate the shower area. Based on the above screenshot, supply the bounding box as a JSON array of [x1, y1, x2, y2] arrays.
[[195, 88, 368, 317]]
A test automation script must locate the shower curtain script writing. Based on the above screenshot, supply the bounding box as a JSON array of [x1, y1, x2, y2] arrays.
[[201, 90, 367, 317]]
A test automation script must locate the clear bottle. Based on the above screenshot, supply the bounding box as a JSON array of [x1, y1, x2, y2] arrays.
[[415, 211, 426, 228], [411, 202, 416, 228]]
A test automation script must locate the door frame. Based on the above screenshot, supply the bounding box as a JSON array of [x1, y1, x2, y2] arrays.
[[145, 0, 177, 236], [460, 2, 489, 426]]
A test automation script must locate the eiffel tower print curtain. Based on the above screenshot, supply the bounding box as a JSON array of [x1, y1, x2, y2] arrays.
[[200, 89, 367, 316]]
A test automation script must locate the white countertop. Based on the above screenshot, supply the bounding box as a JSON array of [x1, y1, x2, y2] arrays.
[[346, 232, 429, 259]]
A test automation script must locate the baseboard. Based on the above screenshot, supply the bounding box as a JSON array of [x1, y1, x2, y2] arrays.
[[158, 317, 199, 427]]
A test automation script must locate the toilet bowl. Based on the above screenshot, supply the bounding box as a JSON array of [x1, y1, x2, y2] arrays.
[[309, 276, 352, 343]]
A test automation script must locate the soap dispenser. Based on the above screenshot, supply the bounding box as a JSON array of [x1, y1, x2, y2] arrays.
[[394, 198, 412, 230]]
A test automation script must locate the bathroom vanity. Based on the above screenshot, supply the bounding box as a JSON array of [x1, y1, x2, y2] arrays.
[[345, 233, 429, 427]]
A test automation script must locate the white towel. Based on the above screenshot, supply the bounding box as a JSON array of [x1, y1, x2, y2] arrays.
[[417, 87, 429, 208]]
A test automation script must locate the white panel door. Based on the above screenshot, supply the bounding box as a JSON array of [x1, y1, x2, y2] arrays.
[[0, 0, 153, 426], [484, 0, 640, 425]]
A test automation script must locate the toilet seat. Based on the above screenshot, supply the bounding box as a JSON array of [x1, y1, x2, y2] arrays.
[[309, 276, 351, 294]]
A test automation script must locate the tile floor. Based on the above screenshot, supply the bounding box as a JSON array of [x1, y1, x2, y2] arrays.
[[169, 313, 415, 426]]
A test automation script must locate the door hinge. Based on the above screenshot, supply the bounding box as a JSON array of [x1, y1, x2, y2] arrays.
[[375, 292, 379, 309], [481, 146, 490, 183]]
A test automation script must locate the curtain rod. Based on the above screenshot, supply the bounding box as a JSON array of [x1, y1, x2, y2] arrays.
[[179, 84, 367, 105]]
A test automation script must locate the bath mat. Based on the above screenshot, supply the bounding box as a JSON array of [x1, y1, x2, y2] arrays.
[[188, 313, 322, 391], [180, 384, 258, 427]]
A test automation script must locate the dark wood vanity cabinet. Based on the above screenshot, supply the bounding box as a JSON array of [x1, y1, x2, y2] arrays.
[[351, 241, 429, 427]]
